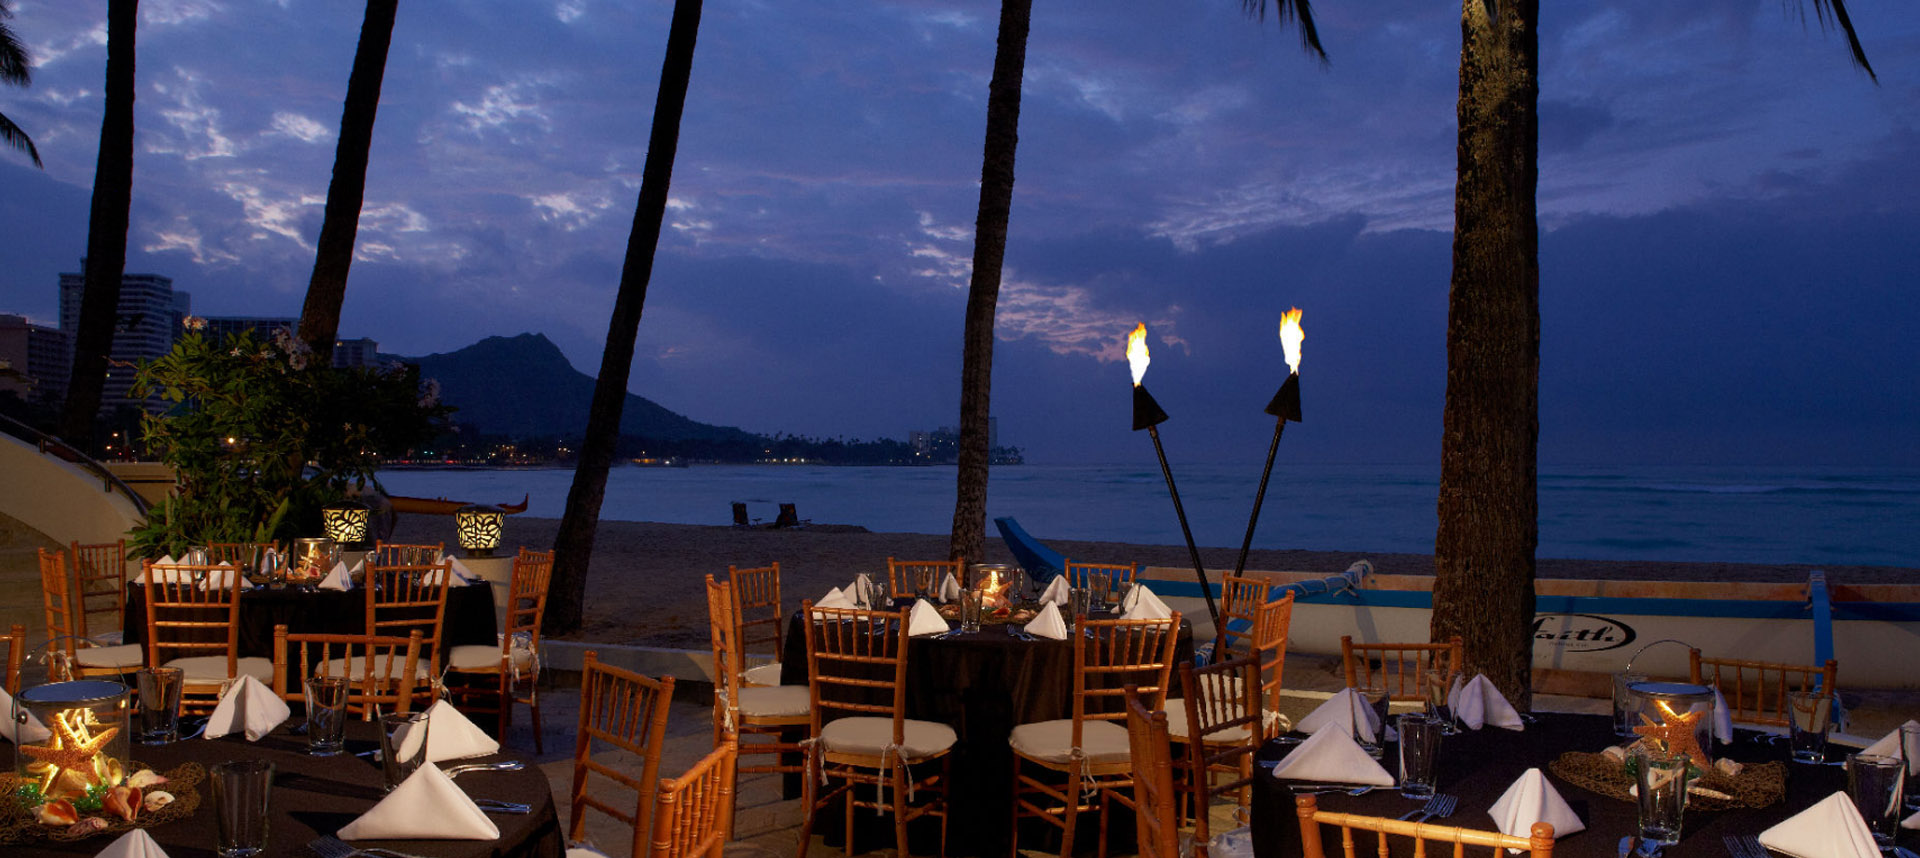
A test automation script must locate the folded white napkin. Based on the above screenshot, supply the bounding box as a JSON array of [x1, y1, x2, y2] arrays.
[[422, 561, 471, 588], [1038, 576, 1070, 606], [1270, 723, 1395, 786], [415, 699, 501, 763], [0, 685, 52, 744], [1449, 674, 1524, 731], [1862, 720, 1920, 775], [96, 828, 170, 858], [1488, 768, 1584, 847], [448, 556, 479, 584], [317, 561, 352, 591], [1024, 602, 1068, 640], [204, 675, 290, 742], [337, 762, 500, 841], [1294, 688, 1383, 743], [907, 599, 951, 637], [1710, 689, 1734, 744], [939, 572, 961, 603], [1903, 807, 1920, 831], [1760, 790, 1880, 858], [815, 587, 857, 610], [849, 573, 879, 607], [1121, 585, 1172, 620]]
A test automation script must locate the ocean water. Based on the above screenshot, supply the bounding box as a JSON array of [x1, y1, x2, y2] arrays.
[[373, 463, 1920, 569]]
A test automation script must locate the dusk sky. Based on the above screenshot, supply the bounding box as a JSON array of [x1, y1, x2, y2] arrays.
[[1, 0, 1914, 466]]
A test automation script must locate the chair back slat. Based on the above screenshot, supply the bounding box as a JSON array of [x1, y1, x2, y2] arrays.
[[70, 540, 129, 641], [3, 624, 24, 695], [648, 739, 738, 858], [1342, 635, 1463, 702], [570, 651, 676, 858], [1690, 648, 1838, 728]]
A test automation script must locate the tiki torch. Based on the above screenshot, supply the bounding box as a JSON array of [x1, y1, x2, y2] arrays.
[[1128, 323, 1222, 630], [1231, 308, 1304, 578]]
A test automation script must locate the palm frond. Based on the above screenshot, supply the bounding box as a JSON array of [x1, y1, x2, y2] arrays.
[[0, 110, 42, 168], [1799, 0, 1877, 83], [0, 0, 30, 86], [1240, 0, 1328, 64]]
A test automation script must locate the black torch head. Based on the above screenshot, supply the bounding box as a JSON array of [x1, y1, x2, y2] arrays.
[[1132, 384, 1170, 431], [1264, 373, 1302, 422]]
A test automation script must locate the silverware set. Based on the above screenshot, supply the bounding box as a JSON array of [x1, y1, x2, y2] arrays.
[[1396, 793, 1457, 823], [309, 835, 428, 858], [1007, 625, 1035, 642], [1722, 834, 1766, 858], [443, 760, 526, 778]]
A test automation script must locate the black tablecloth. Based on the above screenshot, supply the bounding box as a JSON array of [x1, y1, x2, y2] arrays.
[[780, 607, 1195, 857], [8, 721, 561, 858], [1250, 713, 1865, 858], [122, 583, 498, 658]]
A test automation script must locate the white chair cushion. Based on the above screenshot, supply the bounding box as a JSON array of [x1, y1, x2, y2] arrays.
[[566, 846, 609, 858], [738, 685, 810, 718], [743, 661, 784, 686], [163, 655, 273, 684], [317, 656, 432, 681], [75, 643, 145, 670], [820, 716, 955, 760], [1008, 718, 1131, 765], [447, 642, 534, 672]]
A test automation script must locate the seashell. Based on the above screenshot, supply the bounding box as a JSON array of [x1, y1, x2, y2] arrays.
[[99, 757, 126, 786], [36, 799, 79, 826], [69, 816, 111, 834], [144, 790, 176, 812], [104, 784, 143, 822], [51, 768, 94, 799], [1713, 758, 1745, 777], [128, 769, 170, 789]]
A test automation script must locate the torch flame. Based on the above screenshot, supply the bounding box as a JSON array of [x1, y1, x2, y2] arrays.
[[1126, 323, 1150, 386], [980, 569, 1013, 610], [1279, 308, 1303, 375]]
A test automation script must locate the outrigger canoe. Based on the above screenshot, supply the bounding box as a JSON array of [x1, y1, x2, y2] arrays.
[[994, 516, 1920, 690], [388, 494, 529, 516]]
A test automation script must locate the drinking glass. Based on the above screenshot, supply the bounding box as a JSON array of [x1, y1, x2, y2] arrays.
[[1849, 753, 1903, 851], [1424, 669, 1458, 735], [1612, 672, 1648, 737], [1900, 723, 1920, 812], [959, 590, 984, 634], [378, 711, 432, 791], [1068, 588, 1093, 631], [1356, 685, 1390, 759], [211, 759, 274, 858], [304, 675, 351, 756], [915, 568, 934, 600], [136, 666, 185, 744], [1787, 690, 1833, 764], [1397, 713, 1441, 798], [1632, 748, 1690, 847]]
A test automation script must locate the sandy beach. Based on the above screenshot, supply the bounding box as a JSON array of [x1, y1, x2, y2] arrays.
[[392, 514, 1914, 650]]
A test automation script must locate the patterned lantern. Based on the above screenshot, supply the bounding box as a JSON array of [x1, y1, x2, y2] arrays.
[[454, 504, 504, 557], [320, 499, 371, 548]]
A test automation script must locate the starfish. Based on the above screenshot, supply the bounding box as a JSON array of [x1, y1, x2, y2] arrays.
[[20, 710, 121, 794], [1633, 707, 1710, 769]]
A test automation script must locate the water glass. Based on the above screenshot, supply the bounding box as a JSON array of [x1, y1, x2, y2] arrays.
[[211, 759, 274, 858], [1424, 669, 1458, 735], [959, 590, 984, 634], [1900, 723, 1920, 811], [1787, 690, 1833, 764], [304, 675, 351, 756], [136, 666, 185, 744], [1633, 748, 1690, 846], [1068, 588, 1093, 630], [1847, 752, 1903, 850], [1356, 685, 1390, 759], [378, 711, 433, 791], [1397, 713, 1441, 798], [1612, 672, 1648, 737]]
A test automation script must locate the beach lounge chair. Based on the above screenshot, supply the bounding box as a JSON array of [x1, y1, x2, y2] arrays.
[[772, 502, 807, 529], [731, 502, 759, 528]]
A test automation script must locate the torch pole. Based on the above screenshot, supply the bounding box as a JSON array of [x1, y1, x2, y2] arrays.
[[1231, 417, 1286, 578], [1146, 423, 1222, 632]]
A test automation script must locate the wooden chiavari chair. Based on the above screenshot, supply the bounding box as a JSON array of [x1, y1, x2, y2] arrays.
[[1295, 794, 1554, 858], [1101, 687, 1179, 858], [1009, 614, 1180, 858], [1253, 590, 1297, 739], [271, 625, 425, 718], [645, 739, 738, 858], [704, 575, 808, 837], [1689, 648, 1838, 728], [884, 557, 963, 601], [1064, 560, 1138, 606], [447, 548, 553, 749], [364, 557, 454, 678], [372, 541, 444, 566], [568, 652, 676, 858], [70, 540, 130, 643], [4, 624, 24, 695], [1172, 656, 1262, 854], [1216, 573, 1270, 659], [142, 559, 271, 713], [1342, 635, 1464, 703], [729, 563, 786, 686], [42, 549, 144, 678]]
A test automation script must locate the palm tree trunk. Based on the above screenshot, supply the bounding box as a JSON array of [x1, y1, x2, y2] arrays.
[[60, 0, 138, 448], [1432, 0, 1539, 709], [948, 0, 1033, 565], [296, 0, 398, 367], [546, 0, 703, 635]]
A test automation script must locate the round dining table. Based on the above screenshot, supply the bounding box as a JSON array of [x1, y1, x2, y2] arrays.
[[121, 582, 500, 658], [780, 604, 1195, 857], [6, 721, 562, 858], [1250, 712, 1870, 858]]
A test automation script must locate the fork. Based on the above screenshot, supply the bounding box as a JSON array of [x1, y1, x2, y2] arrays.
[[1418, 793, 1458, 821], [309, 834, 428, 858], [1736, 834, 1770, 858], [442, 760, 526, 777], [1398, 793, 1451, 821]]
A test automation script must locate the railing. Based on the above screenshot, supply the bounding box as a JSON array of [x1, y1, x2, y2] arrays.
[[0, 411, 151, 516]]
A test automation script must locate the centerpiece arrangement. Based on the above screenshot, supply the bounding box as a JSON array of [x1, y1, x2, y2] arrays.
[[3, 681, 200, 844], [1550, 682, 1787, 810]]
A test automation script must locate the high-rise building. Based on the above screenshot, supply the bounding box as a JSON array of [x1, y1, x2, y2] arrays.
[[59, 266, 190, 414], [332, 337, 380, 368], [0, 314, 73, 406], [200, 315, 296, 345]]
